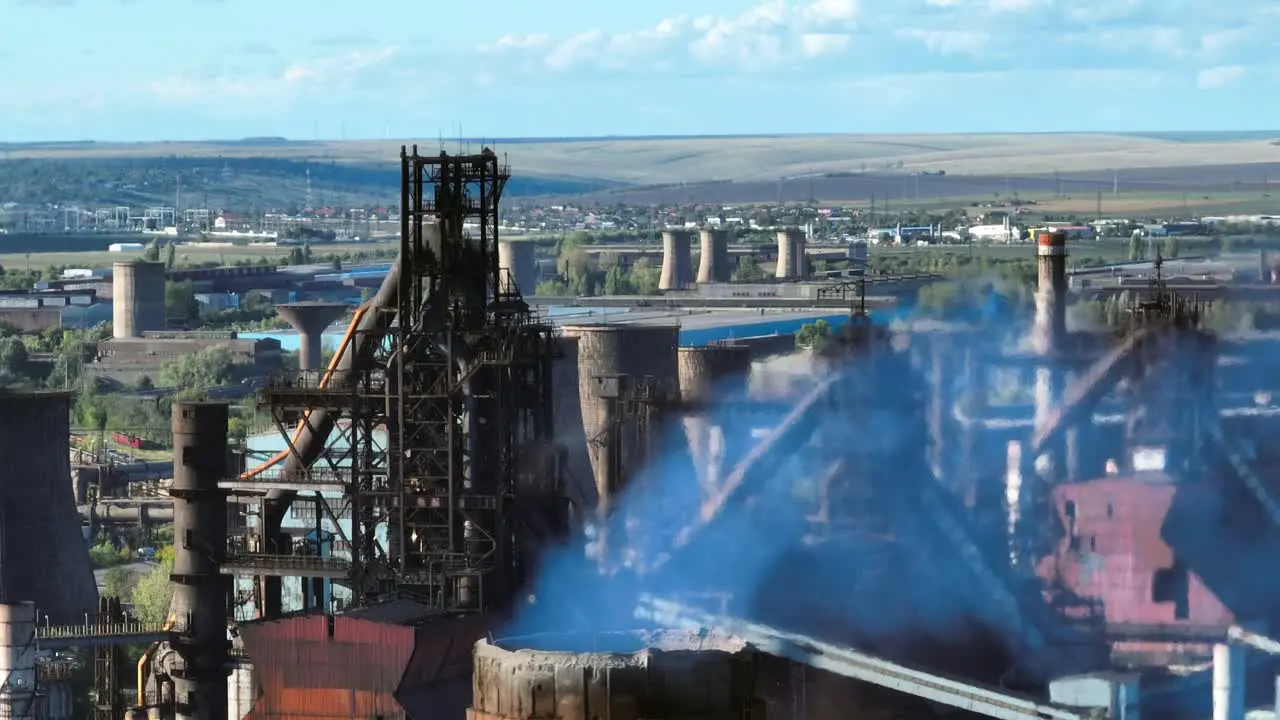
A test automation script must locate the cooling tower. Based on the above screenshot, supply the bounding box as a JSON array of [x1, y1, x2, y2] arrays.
[[678, 345, 752, 495], [562, 324, 680, 510], [112, 260, 167, 339], [775, 229, 807, 279], [551, 335, 596, 509], [697, 229, 731, 283], [0, 391, 97, 623], [658, 230, 694, 291], [275, 302, 347, 371], [497, 240, 538, 296]]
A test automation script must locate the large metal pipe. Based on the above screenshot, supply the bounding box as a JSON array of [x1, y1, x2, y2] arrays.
[[78, 503, 174, 525], [112, 260, 166, 339], [659, 230, 694, 291], [274, 302, 348, 371], [169, 401, 230, 720]]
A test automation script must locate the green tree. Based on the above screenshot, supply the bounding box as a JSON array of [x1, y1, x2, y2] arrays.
[[0, 336, 29, 385], [628, 258, 660, 295], [130, 551, 174, 624], [164, 242, 177, 270], [1128, 233, 1142, 262], [165, 280, 201, 323], [603, 265, 632, 295], [1164, 235, 1180, 259], [732, 256, 768, 282], [159, 347, 233, 388], [795, 320, 832, 350], [103, 566, 133, 599], [143, 241, 161, 263]]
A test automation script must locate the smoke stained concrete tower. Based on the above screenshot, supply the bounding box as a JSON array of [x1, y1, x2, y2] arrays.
[[275, 302, 348, 371], [0, 391, 97, 623], [169, 401, 231, 720], [551, 335, 596, 509], [498, 240, 537, 296], [659, 230, 694, 291], [562, 324, 680, 513], [112, 260, 167, 339], [678, 344, 752, 496], [775, 229, 807, 279], [697, 229, 731, 283]]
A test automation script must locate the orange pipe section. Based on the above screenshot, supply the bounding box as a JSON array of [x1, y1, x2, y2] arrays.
[[136, 614, 177, 708], [238, 307, 369, 480]]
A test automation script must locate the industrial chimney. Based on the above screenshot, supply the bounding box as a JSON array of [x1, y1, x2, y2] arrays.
[[498, 240, 537, 296], [112, 260, 167, 339], [659, 230, 694, 291], [775, 229, 807, 279], [697, 229, 731, 283], [275, 302, 348, 372], [1032, 230, 1068, 355], [169, 401, 231, 720]]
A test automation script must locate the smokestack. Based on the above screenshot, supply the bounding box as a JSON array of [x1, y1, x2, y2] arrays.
[[169, 401, 230, 720], [562, 325, 679, 513], [659, 230, 694, 291], [697, 229, 731, 283], [1033, 230, 1068, 355], [678, 345, 752, 495], [498, 240, 537, 296], [112, 261, 167, 339], [775, 229, 807, 279], [0, 391, 97, 622], [275, 302, 347, 371]]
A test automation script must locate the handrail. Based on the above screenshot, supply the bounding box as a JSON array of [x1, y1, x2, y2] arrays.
[[239, 306, 368, 481]]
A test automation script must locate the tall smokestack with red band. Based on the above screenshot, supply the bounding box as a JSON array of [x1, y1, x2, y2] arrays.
[[1033, 230, 1068, 355]]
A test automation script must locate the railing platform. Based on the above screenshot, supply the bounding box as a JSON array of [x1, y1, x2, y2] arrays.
[[220, 467, 350, 494], [37, 621, 173, 649], [222, 554, 351, 578]]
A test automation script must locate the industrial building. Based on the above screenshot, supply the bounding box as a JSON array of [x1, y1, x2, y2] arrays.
[[13, 153, 1280, 720]]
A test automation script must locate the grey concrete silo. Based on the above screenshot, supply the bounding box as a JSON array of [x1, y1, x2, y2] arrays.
[[697, 229, 731, 283], [498, 240, 538, 296], [658, 230, 694, 291], [112, 260, 167, 338], [561, 324, 680, 512]]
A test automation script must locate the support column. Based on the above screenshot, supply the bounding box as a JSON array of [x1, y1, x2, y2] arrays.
[[170, 402, 231, 720], [1212, 643, 1245, 720]]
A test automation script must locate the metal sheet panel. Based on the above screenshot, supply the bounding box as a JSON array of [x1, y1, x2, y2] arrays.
[[241, 614, 416, 720], [396, 613, 496, 720], [1038, 478, 1234, 630]]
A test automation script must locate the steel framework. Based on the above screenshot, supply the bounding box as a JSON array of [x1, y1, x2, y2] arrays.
[[249, 148, 558, 613]]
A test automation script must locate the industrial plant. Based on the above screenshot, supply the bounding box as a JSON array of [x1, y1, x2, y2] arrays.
[[6, 146, 1280, 720]]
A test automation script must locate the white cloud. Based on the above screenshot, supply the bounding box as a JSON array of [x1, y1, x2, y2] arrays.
[[141, 46, 398, 104], [481, 0, 861, 74], [895, 28, 990, 55], [1196, 65, 1247, 89]]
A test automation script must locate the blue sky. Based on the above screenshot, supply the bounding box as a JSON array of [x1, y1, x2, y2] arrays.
[[0, 0, 1275, 141]]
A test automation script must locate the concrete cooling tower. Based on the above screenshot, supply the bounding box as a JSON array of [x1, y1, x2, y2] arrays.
[[697, 229, 731, 283], [498, 240, 538, 296], [775, 229, 807, 279], [561, 324, 680, 512], [0, 391, 97, 622], [112, 260, 167, 339], [678, 345, 753, 495], [551, 335, 596, 510], [659, 230, 694, 291]]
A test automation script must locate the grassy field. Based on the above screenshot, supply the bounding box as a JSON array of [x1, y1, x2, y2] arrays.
[[6, 133, 1280, 185], [0, 241, 395, 270]]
